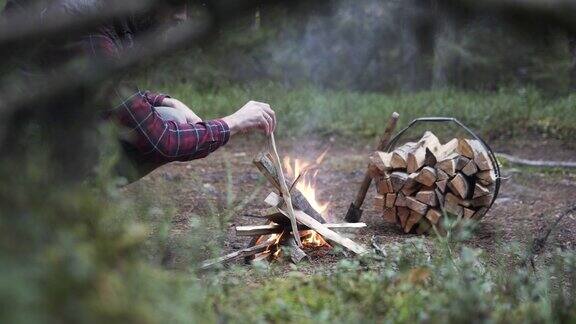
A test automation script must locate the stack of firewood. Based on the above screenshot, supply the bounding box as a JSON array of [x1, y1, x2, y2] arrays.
[[369, 131, 497, 234]]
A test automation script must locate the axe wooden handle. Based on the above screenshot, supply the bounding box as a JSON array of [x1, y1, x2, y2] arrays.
[[352, 112, 400, 208]]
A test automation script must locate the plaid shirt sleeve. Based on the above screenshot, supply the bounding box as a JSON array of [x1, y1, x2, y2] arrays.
[[80, 33, 231, 163]]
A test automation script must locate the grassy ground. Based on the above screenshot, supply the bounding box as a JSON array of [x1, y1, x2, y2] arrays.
[[129, 82, 576, 323], [142, 81, 576, 143], [203, 239, 576, 323]]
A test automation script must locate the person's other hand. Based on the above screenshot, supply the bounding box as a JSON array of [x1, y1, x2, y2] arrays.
[[161, 97, 203, 124], [222, 101, 276, 136]]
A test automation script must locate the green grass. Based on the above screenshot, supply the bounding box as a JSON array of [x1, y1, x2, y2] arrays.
[[141, 81, 576, 142], [204, 238, 576, 323]]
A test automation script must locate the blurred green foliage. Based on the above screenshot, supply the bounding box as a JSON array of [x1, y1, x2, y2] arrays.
[[207, 238, 576, 323], [146, 0, 573, 93], [141, 81, 576, 142]]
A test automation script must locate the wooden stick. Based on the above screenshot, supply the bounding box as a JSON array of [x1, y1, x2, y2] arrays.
[[236, 223, 368, 236], [268, 133, 302, 247], [199, 241, 274, 270], [496, 153, 576, 169]]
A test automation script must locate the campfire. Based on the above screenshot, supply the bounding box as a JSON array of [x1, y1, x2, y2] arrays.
[[249, 154, 332, 263], [201, 149, 367, 269]]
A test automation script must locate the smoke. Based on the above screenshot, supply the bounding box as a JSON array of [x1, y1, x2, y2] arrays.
[[264, 0, 402, 91]]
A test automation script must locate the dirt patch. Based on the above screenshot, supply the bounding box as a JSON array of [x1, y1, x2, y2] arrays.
[[123, 136, 576, 273]]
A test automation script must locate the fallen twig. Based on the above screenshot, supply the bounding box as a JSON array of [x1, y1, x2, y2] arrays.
[[525, 204, 576, 269], [497, 153, 576, 169]]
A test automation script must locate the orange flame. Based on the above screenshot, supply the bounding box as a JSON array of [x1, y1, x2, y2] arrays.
[[301, 230, 329, 247], [283, 150, 330, 216]]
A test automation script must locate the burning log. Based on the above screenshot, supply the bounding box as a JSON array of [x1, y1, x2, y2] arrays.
[[369, 132, 497, 234], [265, 193, 367, 255], [235, 223, 367, 236], [254, 153, 326, 224]]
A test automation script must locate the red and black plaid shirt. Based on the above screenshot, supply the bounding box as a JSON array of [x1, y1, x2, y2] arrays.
[[80, 33, 230, 164]]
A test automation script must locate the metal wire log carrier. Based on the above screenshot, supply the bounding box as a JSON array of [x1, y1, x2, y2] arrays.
[[373, 117, 501, 234]]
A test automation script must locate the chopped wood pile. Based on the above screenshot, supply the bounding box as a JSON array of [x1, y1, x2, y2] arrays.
[[369, 131, 497, 234], [200, 152, 367, 270]]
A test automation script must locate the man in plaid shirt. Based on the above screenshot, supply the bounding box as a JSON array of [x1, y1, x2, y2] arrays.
[[4, 0, 276, 180]]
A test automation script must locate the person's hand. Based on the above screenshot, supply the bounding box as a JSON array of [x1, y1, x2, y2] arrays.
[[161, 97, 202, 124], [222, 101, 277, 136]]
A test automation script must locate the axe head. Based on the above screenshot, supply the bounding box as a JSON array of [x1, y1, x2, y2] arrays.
[[344, 202, 363, 223]]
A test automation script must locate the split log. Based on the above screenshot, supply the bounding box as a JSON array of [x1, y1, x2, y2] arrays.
[[236, 223, 368, 236], [463, 208, 475, 220], [437, 169, 449, 181], [437, 138, 458, 159], [254, 153, 326, 224], [406, 196, 429, 215], [424, 148, 437, 167], [385, 193, 397, 208], [457, 138, 476, 159], [367, 163, 382, 179], [473, 183, 490, 198], [444, 193, 464, 217], [445, 192, 471, 208], [391, 142, 416, 169], [461, 159, 478, 176], [416, 190, 437, 207], [374, 195, 385, 209], [474, 151, 492, 171], [370, 151, 392, 172], [471, 194, 493, 208], [436, 179, 448, 193], [425, 208, 442, 224], [437, 154, 457, 176], [407, 146, 426, 173], [397, 207, 410, 228], [476, 170, 496, 185], [377, 176, 394, 194], [405, 211, 423, 233], [401, 173, 421, 196], [407, 131, 441, 173], [390, 172, 408, 192], [414, 166, 436, 186], [455, 156, 470, 171], [448, 173, 469, 199], [394, 192, 407, 207], [383, 207, 397, 223]]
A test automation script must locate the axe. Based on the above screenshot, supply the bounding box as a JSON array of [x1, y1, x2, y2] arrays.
[[345, 112, 400, 222]]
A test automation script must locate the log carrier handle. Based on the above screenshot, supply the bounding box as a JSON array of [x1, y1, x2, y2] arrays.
[[385, 117, 501, 213]]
